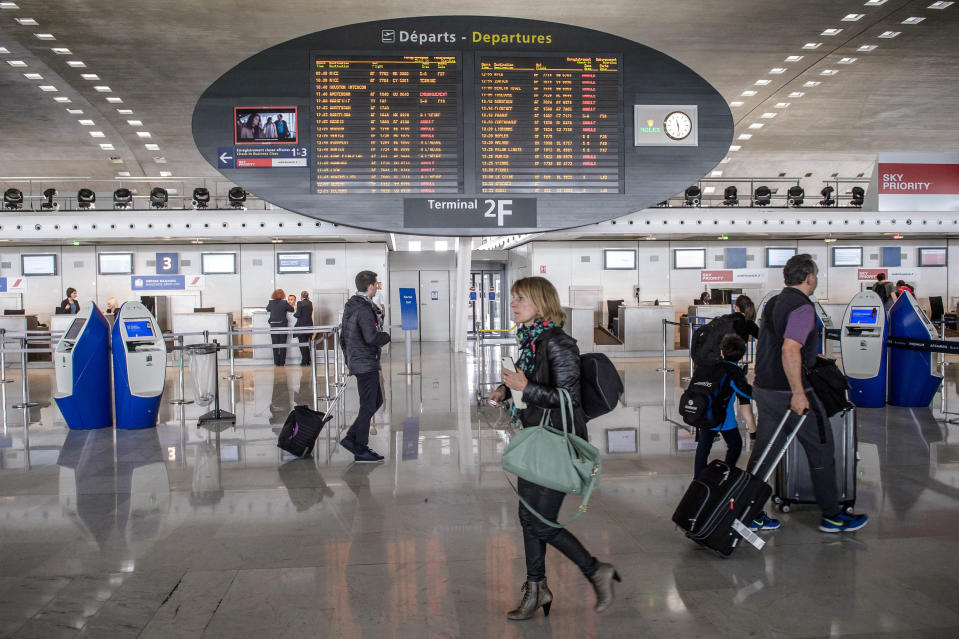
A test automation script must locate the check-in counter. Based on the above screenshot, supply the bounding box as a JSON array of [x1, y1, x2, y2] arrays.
[[620, 305, 674, 351], [172, 312, 233, 361], [250, 310, 273, 361], [687, 304, 730, 321], [562, 306, 595, 352], [50, 314, 75, 336]]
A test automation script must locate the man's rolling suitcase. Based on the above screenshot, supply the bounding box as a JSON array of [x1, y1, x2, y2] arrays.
[[672, 411, 808, 557], [277, 405, 332, 458], [773, 407, 856, 513]]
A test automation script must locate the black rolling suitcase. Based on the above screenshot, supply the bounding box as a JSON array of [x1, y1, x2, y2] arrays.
[[277, 405, 332, 458], [773, 407, 856, 513], [672, 411, 808, 557]]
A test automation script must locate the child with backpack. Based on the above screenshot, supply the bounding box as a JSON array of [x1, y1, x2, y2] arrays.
[[680, 334, 757, 478]]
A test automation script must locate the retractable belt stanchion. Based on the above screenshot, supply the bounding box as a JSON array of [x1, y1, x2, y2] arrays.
[[1, 328, 12, 384], [656, 318, 675, 373], [322, 332, 332, 402], [169, 335, 193, 406], [225, 324, 242, 380], [12, 337, 38, 410], [682, 320, 695, 382], [310, 336, 319, 412]]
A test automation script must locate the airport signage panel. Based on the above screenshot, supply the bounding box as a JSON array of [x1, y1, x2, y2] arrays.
[[877, 152, 959, 211], [700, 269, 766, 284], [131, 275, 185, 291], [398, 287, 418, 330]]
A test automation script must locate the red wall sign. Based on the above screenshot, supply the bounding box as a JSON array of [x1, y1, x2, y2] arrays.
[[878, 163, 959, 194], [700, 270, 733, 283], [539, 265, 546, 274], [858, 268, 887, 281]]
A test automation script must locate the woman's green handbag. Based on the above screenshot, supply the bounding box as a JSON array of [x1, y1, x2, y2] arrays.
[[501, 388, 602, 528]]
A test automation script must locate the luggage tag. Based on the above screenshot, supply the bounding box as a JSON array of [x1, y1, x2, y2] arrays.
[[731, 518, 766, 550]]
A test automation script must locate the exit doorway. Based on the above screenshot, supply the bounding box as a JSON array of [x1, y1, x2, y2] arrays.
[[469, 266, 507, 338]]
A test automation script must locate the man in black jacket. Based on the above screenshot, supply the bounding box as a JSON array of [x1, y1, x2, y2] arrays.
[[339, 271, 391, 463], [293, 291, 314, 366]]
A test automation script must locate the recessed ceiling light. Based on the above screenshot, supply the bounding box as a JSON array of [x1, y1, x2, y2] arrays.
[[785, 55, 804, 62], [80, 73, 99, 80], [0, 47, 8, 53], [66, 108, 83, 114], [127, 119, 143, 126], [37, 85, 57, 92], [136, 131, 152, 138], [54, 96, 71, 103], [703, 186, 716, 194], [821, 28, 843, 36], [93, 85, 111, 92], [802, 42, 822, 49], [839, 57, 857, 64], [803, 80, 822, 87], [89, 131, 105, 138], [154, 156, 167, 164], [769, 67, 787, 74], [741, 90, 757, 96], [878, 30, 901, 38], [408, 240, 422, 252], [105, 96, 122, 103], [144, 143, 160, 150], [23, 72, 42, 79], [117, 171, 131, 177], [117, 108, 134, 114], [66, 60, 86, 67], [774, 102, 791, 108], [761, 112, 777, 118], [748, 123, 764, 130], [788, 91, 806, 98], [159, 171, 172, 177], [738, 133, 753, 140], [77, 119, 94, 125], [929, 1, 954, 9], [0, 2, 21, 9], [865, 0, 888, 6], [710, 170, 723, 177], [858, 44, 878, 51], [754, 79, 771, 85], [720, 157, 731, 163], [729, 145, 742, 151], [901, 16, 925, 23], [50, 47, 70, 54], [34, 33, 55, 40], [99, 143, 115, 150], [843, 13, 865, 21], [15, 17, 37, 25], [820, 69, 838, 75], [730, 100, 744, 107], [6, 59, 27, 67]]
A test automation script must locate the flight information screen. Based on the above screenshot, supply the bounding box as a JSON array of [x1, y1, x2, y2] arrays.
[[478, 55, 622, 194], [313, 54, 462, 194]]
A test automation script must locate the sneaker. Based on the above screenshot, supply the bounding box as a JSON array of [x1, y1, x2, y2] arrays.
[[354, 449, 384, 463], [363, 447, 384, 461], [340, 437, 358, 455], [749, 512, 782, 531], [819, 512, 869, 533]]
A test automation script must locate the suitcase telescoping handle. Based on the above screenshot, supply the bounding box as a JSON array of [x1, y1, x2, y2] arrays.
[[751, 410, 808, 483]]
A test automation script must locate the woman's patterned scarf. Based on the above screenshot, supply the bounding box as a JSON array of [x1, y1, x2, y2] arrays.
[[515, 318, 556, 375]]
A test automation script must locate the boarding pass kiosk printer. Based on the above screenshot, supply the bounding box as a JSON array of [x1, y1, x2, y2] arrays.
[[53, 303, 112, 429], [112, 301, 167, 429], [840, 291, 888, 408], [888, 290, 942, 407]]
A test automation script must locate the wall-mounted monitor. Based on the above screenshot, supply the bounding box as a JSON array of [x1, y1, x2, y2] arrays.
[[604, 249, 636, 270], [201, 253, 237, 275], [673, 248, 706, 270], [766, 247, 796, 268], [832, 246, 863, 267], [234, 106, 298, 145], [276, 252, 312, 274], [21, 253, 57, 276], [98, 252, 134, 275], [918, 247, 947, 267]]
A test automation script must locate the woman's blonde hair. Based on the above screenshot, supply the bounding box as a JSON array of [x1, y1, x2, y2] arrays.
[[510, 277, 566, 326]]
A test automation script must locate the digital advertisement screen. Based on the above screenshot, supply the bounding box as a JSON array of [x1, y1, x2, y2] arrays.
[[604, 249, 636, 270], [849, 307, 879, 325], [64, 318, 86, 340], [919, 247, 947, 267], [21, 254, 57, 276], [276, 252, 311, 273], [98, 253, 133, 275], [674, 248, 706, 270], [832, 246, 863, 267], [766, 247, 796, 268], [124, 320, 154, 338], [201, 253, 237, 274], [235, 106, 298, 144]]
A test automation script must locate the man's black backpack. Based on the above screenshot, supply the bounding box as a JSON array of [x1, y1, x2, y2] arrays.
[[678, 363, 733, 429], [580, 353, 624, 420], [689, 313, 739, 367]]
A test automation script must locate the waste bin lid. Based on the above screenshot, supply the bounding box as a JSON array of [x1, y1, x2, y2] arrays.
[[185, 344, 218, 355]]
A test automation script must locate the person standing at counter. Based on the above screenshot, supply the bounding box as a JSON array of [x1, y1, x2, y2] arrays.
[[60, 288, 80, 314], [105, 297, 118, 314], [267, 289, 294, 366], [294, 291, 313, 366]]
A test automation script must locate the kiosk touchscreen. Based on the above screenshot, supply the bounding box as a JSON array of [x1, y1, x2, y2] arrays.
[[112, 301, 167, 429], [53, 303, 112, 429], [888, 291, 942, 407], [840, 290, 887, 407]]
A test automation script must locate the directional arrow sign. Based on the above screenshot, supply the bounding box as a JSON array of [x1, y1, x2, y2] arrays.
[[217, 147, 236, 169]]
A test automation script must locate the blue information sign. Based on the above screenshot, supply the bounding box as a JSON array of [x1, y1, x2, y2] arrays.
[[156, 252, 179, 274], [131, 275, 185, 291], [398, 287, 418, 331], [0, 277, 6, 293], [216, 147, 236, 169]]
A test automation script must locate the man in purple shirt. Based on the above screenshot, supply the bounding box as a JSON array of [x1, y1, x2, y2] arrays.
[[748, 254, 869, 533]]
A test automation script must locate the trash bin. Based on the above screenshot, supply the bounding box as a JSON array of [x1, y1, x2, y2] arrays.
[[186, 343, 218, 407]]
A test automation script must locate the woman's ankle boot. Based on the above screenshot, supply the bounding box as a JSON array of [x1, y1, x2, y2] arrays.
[[506, 579, 553, 620], [587, 562, 621, 613]]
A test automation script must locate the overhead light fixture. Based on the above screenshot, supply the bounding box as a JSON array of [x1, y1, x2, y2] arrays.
[[774, 102, 791, 108], [54, 96, 71, 103], [99, 143, 114, 150], [754, 79, 771, 86], [824, 237, 838, 243], [839, 57, 858, 64], [408, 240, 422, 251], [748, 123, 764, 129], [149, 186, 168, 209], [80, 73, 99, 80], [78, 119, 94, 126], [6, 59, 28, 67], [136, 131, 152, 138], [684, 185, 702, 206], [788, 91, 806, 98], [929, 1, 954, 9], [0, 2, 21, 9], [66, 60, 85, 67], [857, 44, 878, 51], [803, 81, 821, 87], [77, 188, 95, 210], [850, 186, 865, 206], [116, 108, 134, 114], [842, 13, 865, 21], [738, 133, 752, 140], [105, 97, 122, 103], [878, 30, 901, 38], [15, 17, 37, 25], [37, 85, 57, 92], [40, 187, 58, 210], [821, 28, 843, 36], [89, 130, 105, 138], [710, 170, 723, 177], [729, 145, 742, 151], [23, 72, 42, 79], [34, 33, 56, 40], [0, 47, 9, 53], [192, 187, 210, 209], [730, 101, 744, 107], [754, 185, 772, 206], [785, 55, 804, 62], [93, 85, 111, 92], [820, 69, 838, 76], [819, 186, 836, 206], [865, 0, 888, 6], [3, 187, 23, 210], [787, 185, 805, 206], [144, 143, 160, 151], [761, 112, 777, 118], [159, 171, 172, 177], [802, 42, 822, 49], [50, 47, 71, 54], [901, 16, 925, 24], [113, 187, 133, 209], [228, 186, 247, 209], [116, 171, 131, 178], [126, 119, 143, 126], [720, 157, 731, 163], [769, 67, 787, 74], [723, 186, 739, 206], [66, 108, 83, 114], [741, 90, 757, 96]]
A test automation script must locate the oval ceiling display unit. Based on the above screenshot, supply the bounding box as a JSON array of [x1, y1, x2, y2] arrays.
[[193, 16, 732, 235]]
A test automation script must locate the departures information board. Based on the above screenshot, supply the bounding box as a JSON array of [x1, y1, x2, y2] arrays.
[[314, 54, 462, 194], [479, 55, 621, 194]]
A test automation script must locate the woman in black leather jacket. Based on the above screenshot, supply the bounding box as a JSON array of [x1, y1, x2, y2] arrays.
[[488, 276, 619, 621], [266, 289, 294, 365]]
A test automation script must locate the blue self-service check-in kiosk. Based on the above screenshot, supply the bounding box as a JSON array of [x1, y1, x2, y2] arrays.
[[888, 291, 942, 407], [53, 302, 112, 429], [112, 301, 167, 429], [840, 290, 888, 408]]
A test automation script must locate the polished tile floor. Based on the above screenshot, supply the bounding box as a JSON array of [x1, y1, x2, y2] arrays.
[[2, 343, 959, 638]]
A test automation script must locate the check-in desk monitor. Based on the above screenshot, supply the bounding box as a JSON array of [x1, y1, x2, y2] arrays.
[[112, 301, 167, 429], [840, 291, 887, 408], [53, 303, 112, 429], [887, 290, 943, 407]]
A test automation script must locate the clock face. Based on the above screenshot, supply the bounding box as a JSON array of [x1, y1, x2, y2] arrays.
[[664, 111, 693, 140]]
